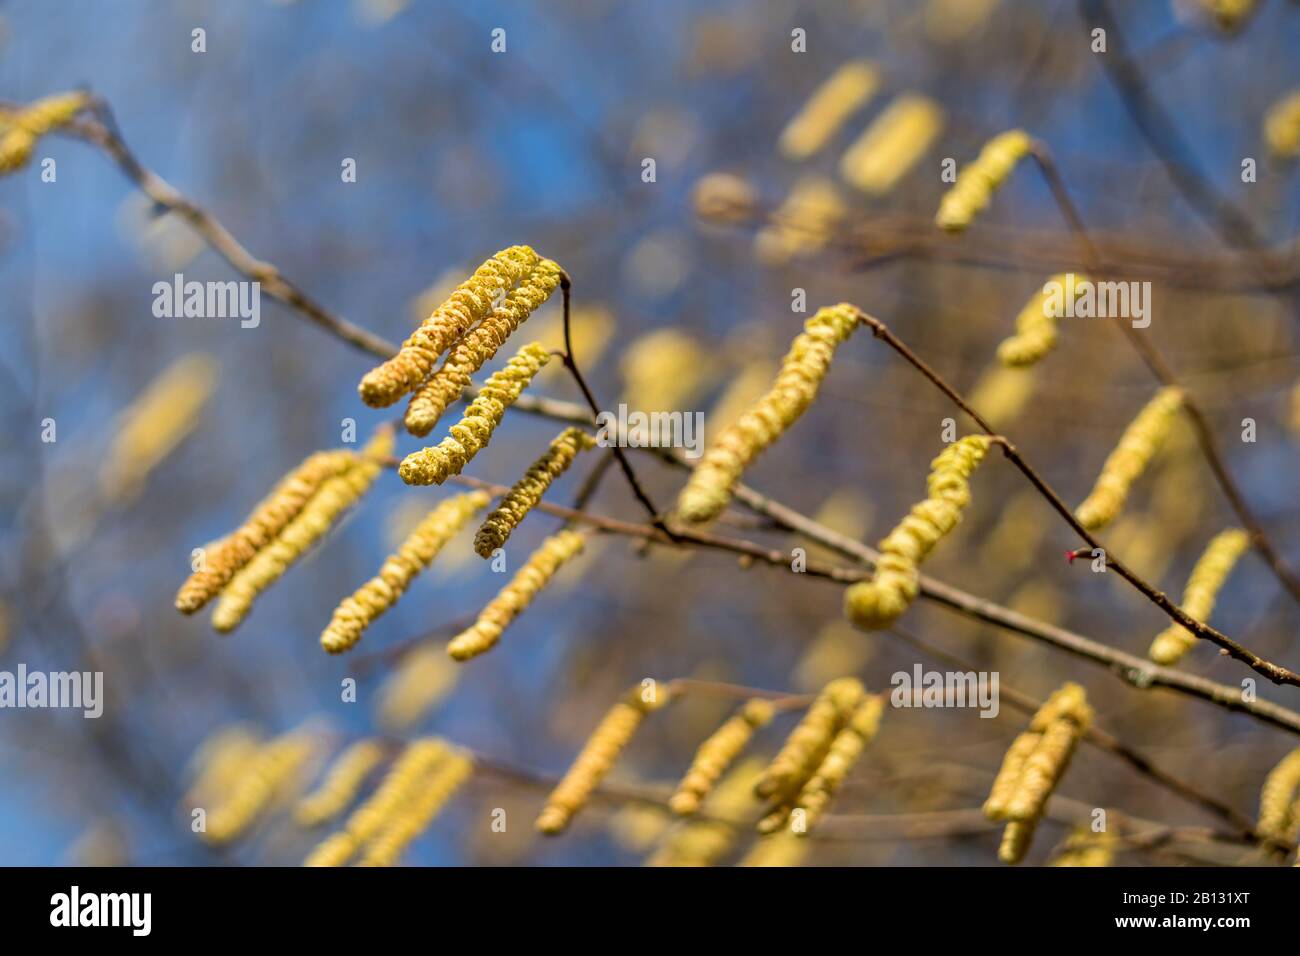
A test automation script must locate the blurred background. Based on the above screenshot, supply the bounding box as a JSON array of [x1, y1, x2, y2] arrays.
[[2, 0, 1300, 866]]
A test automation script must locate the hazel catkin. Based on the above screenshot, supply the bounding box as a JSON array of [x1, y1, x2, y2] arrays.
[[0, 91, 90, 174], [754, 677, 865, 801], [778, 60, 879, 161], [935, 129, 1035, 232], [358, 750, 474, 866], [995, 274, 1087, 368], [294, 740, 386, 827], [1264, 90, 1300, 159], [790, 694, 884, 833], [1148, 528, 1250, 665], [669, 698, 776, 816], [839, 93, 945, 196], [202, 730, 318, 845], [1256, 748, 1300, 843]]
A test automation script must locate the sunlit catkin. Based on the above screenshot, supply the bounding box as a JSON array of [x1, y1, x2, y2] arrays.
[[1148, 528, 1250, 665], [669, 698, 775, 816], [99, 353, 219, 504], [294, 740, 386, 827], [176, 449, 355, 614], [474, 429, 596, 557], [403, 259, 563, 436], [844, 435, 992, 630], [935, 129, 1035, 232], [791, 694, 884, 833], [358, 246, 539, 407], [1257, 749, 1300, 843], [448, 529, 586, 661], [755, 677, 865, 801], [996, 274, 1087, 367], [676, 304, 860, 525], [359, 750, 473, 866], [1075, 387, 1183, 531], [320, 491, 490, 654], [398, 342, 552, 486], [1265, 90, 1300, 159], [375, 645, 461, 731], [536, 688, 667, 835], [840, 93, 945, 196], [202, 730, 317, 845], [778, 60, 879, 160], [211, 426, 395, 633], [0, 91, 90, 174]]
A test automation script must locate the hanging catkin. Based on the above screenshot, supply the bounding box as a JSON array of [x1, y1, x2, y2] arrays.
[[1257, 749, 1300, 843], [1075, 387, 1183, 531], [211, 426, 395, 633], [1050, 825, 1117, 867], [676, 304, 860, 525], [669, 698, 776, 816], [398, 342, 552, 486], [320, 491, 490, 654], [839, 93, 945, 196], [996, 274, 1087, 367], [447, 529, 586, 661], [1264, 90, 1300, 159], [359, 750, 474, 866], [844, 435, 992, 630], [649, 758, 765, 867], [358, 246, 540, 407], [1148, 528, 1250, 665], [0, 91, 90, 174], [176, 449, 355, 614], [474, 428, 596, 557], [536, 687, 668, 835], [755, 677, 865, 801], [375, 645, 461, 731], [935, 129, 1035, 232], [294, 740, 386, 827], [778, 60, 879, 160], [404, 259, 563, 437], [202, 730, 318, 845], [789, 694, 884, 833]]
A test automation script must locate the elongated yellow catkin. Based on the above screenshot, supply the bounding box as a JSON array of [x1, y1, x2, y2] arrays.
[[754, 175, 845, 264], [294, 740, 386, 827], [935, 129, 1035, 232], [968, 364, 1036, 428], [447, 529, 586, 661], [0, 91, 90, 174], [844, 435, 992, 630], [303, 738, 446, 866], [404, 259, 563, 436], [1265, 90, 1300, 159], [99, 353, 219, 503], [676, 304, 860, 525], [669, 699, 775, 816], [202, 730, 318, 845], [358, 246, 539, 407], [176, 449, 355, 613], [691, 172, 758, 225], [184, 725, 263, 807], [619, 327, 709, 414], [778, 60, 879, 160], [359, 750, 474, 866], [1075, 386, 1183, 531], [1148, 528, 1250, 665], [398, 342, 551, 485], [211, 427, 395, 633], [648, 758, 764, 867], [840, 93, 945, 196], [375, 645, 461, 731], [983, 732, 1041, 820], [1257, 749, 1300, 843], [996, 274, 1087, 367], [755, 677, 865, 801], [474, 429, 596, 557], [1050, 825, 1117, 867], [536, 688, 668, 835], [320, 491, 490, 654], [790, 695, 884, 834]]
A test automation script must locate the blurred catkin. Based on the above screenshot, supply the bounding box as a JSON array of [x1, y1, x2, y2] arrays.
[[1075, 387, 1183, 531], [778, 60, 879, 160], [202, 730, 318, 845], [1264, 90, 1300, 159], [935, 129, 1035, 232], [294, 740, 386, 827], [1256, 749, 1300, 844], [754, 175, 845, 264], [1148, 528, 1249, 665], [375, 645, 461, 731], [840, 93, 945, 196], [755, 677, 865, 802], [789, 695, 884, 834], [1050, 825, 1117, 867], [669, 698, 775, 816], [0, 91, 89, 174], [996, 274, 1087, 367], [359, 750, 473, 866]]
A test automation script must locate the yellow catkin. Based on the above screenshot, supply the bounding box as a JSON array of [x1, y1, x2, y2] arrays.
[[320, 491, 490, 654], [175, 449, 355, 613], [968, 364, 1036, 428], [403, 259, 563, 437], [935, 129, 1035, 232], [1050, 825, 1117, 867], [791, 694, 884, 834], [1075, 386, 1183, 531], [840, 93, 946, 196], [294, 740, 387, 827], [691, 172, 758, 225], [358, 246, 540, 407], [1264, 90, 1300, 160], [998, 820, 1038, 865], [755, 677, 866, 801], [184, 725, 263, 806], [447, 529, 586, 661], [1200, 0, 1257, 32], [0, 91, 89, 174], [739, 830, 811, 867], [375, 645, 462, 731], [398, 342, 551, 486], [202, 731, 317, 844], [983, 732, 1042, 820], [211, 427, 395, 632], [648, 758, 764, 867], [1257, 749, 1300, 842], [778, 60, 880, 160], [474, 429, 596, 557], [669, 699, 776, 816], [619, 327, 709, 414], [359, 750, 474, 866], [676, 304, 860, 524], [996, 274, 1088, 367], [536, 689, 667, 835], [844, 435, 992, 630], [99, 353, 219, 503], [1148, 528, 1250, 665], [303, 738, 447, 867], [754, 175, 845, 264]]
